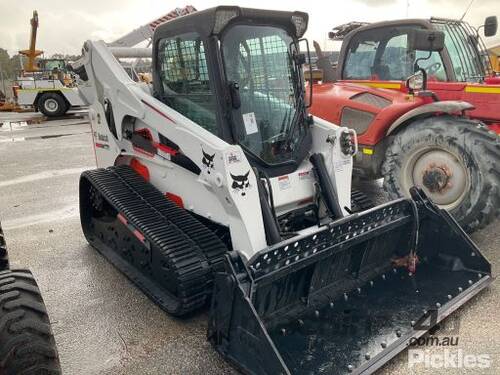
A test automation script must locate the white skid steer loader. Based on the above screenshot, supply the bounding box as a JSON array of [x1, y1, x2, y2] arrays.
[[75, 6, 492, 375]]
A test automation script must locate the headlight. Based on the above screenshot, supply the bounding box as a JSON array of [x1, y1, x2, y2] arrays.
[[406, 71, 425, 92]]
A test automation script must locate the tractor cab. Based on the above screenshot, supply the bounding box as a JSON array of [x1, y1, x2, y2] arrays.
[[328, 16, 500, 126], [152, 6, 312, 176], [39, 58, 67, 72], [335, 16, 498, 84]]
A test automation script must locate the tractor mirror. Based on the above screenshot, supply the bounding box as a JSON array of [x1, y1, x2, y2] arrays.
[[408, 29, 445, 52], [484, 16, 498, 37]]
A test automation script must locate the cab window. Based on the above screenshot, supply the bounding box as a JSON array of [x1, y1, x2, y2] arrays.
[[343, 27, 447, 81], [157, 33, 218, 134]]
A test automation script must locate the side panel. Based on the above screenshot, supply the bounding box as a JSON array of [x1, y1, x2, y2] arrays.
[[337, 79, 500, 124], [16, 90, 38, 106], [311, 117, 354, 214], [310, 82, 425, 146]]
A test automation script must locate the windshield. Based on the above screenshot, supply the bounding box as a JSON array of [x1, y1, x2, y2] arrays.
[[43, 59, 66, 72], [343, 26, 447, 81], [222, 25, 306, 165]]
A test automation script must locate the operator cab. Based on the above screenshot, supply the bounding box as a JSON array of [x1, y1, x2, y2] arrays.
[[340, 22, 446, 82], [152, 6, 312, 176], [337, 16, 498, 84]]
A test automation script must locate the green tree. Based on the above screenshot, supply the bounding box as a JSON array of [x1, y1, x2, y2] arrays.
[[0, 48, 11, 78]]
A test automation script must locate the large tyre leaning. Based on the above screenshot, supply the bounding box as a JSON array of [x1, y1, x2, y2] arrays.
[[0, 269, 61, 374], [38, 92, 68, 117], [0, 221, 61, 374], [382, 116, 500, 232]]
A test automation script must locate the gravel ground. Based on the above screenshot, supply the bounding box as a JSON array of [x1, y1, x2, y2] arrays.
[[0, 114, 498, 374]]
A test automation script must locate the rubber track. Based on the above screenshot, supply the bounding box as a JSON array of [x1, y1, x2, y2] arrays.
[[82, 165, 227, 315]]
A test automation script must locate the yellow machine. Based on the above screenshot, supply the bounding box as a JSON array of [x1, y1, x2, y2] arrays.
[[18, 11, 43, 72], [10, 10, 86, 117]]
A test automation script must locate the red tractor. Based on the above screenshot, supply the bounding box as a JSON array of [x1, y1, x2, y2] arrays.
[[310, 16, 500, 232]]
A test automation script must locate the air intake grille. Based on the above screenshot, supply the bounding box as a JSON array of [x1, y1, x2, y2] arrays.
[[350, 92, 391, 108], [340, 107, 374, 134]]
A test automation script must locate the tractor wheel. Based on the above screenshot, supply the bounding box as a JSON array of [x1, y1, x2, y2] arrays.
[[0, 269, 61, 374], [382, 116, 500, 232], [38, 93, 68, 117]]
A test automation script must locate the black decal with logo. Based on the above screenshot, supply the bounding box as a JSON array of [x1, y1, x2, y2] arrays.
[[231, 171, 251, 196], [202, 149, 215, 174]]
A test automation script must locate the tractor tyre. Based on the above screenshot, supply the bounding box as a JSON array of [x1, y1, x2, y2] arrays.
[[382, 116, 500, 232], [38, 93, 68, 117], [0, 269, 61, 374]]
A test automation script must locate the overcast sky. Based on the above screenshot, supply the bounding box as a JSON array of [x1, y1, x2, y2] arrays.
[[0, 0, 499, 56]]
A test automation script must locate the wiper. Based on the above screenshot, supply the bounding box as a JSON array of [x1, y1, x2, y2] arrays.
[[278, 102, 293, 136], [282, 94, 304, 148]]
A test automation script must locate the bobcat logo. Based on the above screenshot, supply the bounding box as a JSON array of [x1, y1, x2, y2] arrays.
[[231, 171, 250, 196], [202, 149, 215, 174]]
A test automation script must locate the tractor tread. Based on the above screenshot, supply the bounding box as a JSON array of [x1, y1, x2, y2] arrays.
[[382, 117, 500, 232], [80, 165, 227, 316], [0, 269, 61, 375]]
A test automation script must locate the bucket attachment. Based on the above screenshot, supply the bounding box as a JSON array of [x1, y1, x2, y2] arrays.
[[208, 188, 492, 375]]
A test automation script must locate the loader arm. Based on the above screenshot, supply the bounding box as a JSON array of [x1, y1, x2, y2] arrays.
[[79, 40, 269, 258]]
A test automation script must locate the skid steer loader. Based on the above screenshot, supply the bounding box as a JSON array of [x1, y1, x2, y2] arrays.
[[75, 6, 492, 374]]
